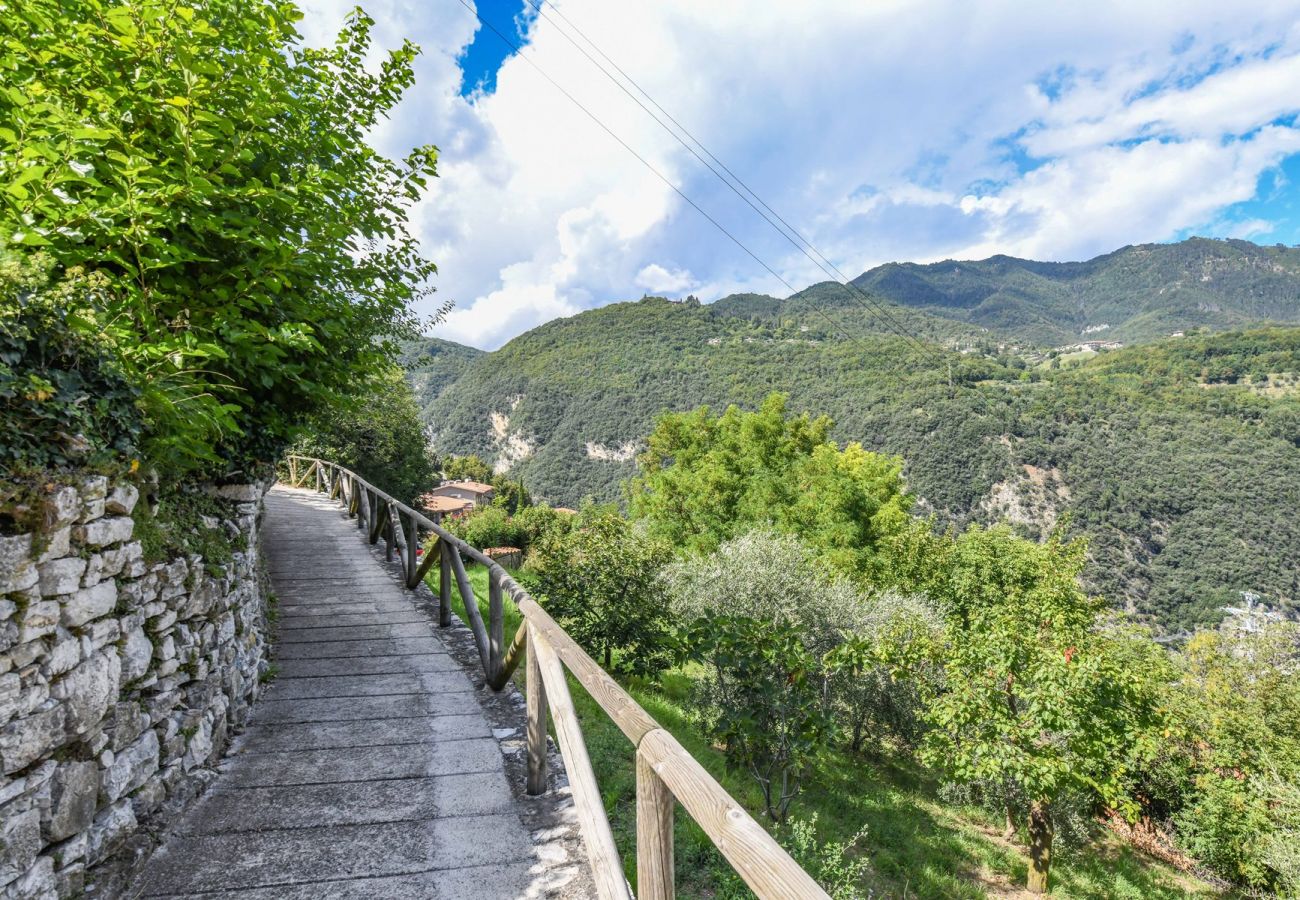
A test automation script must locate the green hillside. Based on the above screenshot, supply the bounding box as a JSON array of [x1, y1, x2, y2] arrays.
[[401, 336, 484, 420], [851, 237, 1300, 345], [416, 240, 1300, 632]]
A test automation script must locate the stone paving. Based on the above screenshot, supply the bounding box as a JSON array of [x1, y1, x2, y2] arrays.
[[129, 487, 587, 899]]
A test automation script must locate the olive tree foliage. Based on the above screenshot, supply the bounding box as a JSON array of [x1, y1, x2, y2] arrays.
[[663, 529, 870, 821], [920, 525, 1169, 894], [0, 0, 442, 476]]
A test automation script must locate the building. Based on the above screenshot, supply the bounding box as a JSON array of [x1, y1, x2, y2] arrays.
[[418, 494, 475, 519], [426, 480, 495, 507]]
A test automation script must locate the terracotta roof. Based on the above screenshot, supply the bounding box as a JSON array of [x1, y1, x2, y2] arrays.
[[482, 547, 523, 556], [440, 479, 495, 495], [418, 495, 474, 514], [553, 507, 578, 515]]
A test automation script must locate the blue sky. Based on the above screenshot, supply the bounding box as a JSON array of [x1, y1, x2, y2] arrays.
[[298, 0, 1300, 349]]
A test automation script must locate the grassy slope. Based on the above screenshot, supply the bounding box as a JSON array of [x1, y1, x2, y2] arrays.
[[436, 564, 1222, 899]]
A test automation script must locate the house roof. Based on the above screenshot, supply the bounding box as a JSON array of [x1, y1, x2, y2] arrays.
[[553, 507, 578, 515], [439, 479, 495, 495], [418, 495, 475, 514]]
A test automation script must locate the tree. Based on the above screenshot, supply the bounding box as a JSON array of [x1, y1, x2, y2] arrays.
[[293, 368, 436, 506], [628, 393, 913, 582], [1, 0, 441, 475], [921, 526, 1167, 893], [663, 530, 865, 818], [526, 510, 672, 675]]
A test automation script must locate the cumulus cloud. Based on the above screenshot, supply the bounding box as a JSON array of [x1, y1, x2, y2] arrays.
[[297, 0, 1300, 348]]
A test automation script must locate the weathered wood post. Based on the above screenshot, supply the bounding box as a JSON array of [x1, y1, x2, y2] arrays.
[[525, 623, 548, 795], [288, 456, 297, 485], [637, 749, 676, 900], [489, 575, 505, 683], [438, 539, 452, 628]]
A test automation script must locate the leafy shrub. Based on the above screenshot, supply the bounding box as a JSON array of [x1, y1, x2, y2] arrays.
[[0, 255, 142, 472], [1, 0, 440, 475], [293, 369, 436, 506], [526, 510, 672, 675], [664, 530, 866, 819]]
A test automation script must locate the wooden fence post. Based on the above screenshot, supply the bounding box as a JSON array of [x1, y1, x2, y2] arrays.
[[526, 623, 548, 795], [489, 575, 504, 683], [637, 749, 676, 900], [438, 540, 452, 628]]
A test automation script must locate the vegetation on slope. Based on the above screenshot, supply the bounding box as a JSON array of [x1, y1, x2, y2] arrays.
[[418, 289, 1299, 631]]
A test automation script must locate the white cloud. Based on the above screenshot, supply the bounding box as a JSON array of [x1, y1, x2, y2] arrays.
[[634, 263, 695, 294], [297, 0, 1300, 348]]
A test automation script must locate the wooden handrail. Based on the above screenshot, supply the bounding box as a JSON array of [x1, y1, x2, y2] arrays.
[[281, 455, 830, 900]]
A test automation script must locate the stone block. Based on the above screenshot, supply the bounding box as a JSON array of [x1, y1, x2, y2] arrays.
[[109, 702, 147, 753], [105, 484, 139, 516], [0, 803, 41, 887], [7, 641, 43, 671], [84, 618, 120, 651], [182, 717, 213, 772], [44, 636, 81, 677], [34, 528, 70, 565], [0, 674, 20, 728], [61, 581, 116, 628], [37, 557, 85, 597], [78, 498, 105, 524], [119, 628, 152, 683], [0, 855, 54, 900], [85, 799, 136, 865], [72, 516, 134, 548], [17, 601, 58, 643], [129, 774, 165, 819], [78, 476, 107, 502], [44, 760, 98, 842], [53, 651, 119, 737], [207, 483, 263, 503], [0, 537, 36, 595], [43, 486, 80, 530], [101, 729, 158, 803]]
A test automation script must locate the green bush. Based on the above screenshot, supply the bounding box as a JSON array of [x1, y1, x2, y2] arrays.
[[1, 0, 439, 475], [526, 509, 672, 675], [293, 369, 436, 506], [0, 255, 142, 474]]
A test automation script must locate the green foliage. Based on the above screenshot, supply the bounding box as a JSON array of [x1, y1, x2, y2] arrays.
[[293, 369, 436, 506], [1, 0, 439, 475], [442, 454, 494, 483], [920, 526, 1170, 891], [682, 612, 834, 822], [1163, 619, 1300, 889], [526, 509, 673, 675], [664, 531, 866, 820], [419, 279, 1300, 632], [132, 486, 243, 575], [0, 254, 141, 472], [629, 393, 913, 582]]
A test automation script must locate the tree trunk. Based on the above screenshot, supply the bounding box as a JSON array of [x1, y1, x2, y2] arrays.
[[1027, 800, 1053, 894], [1003, 802, 1017, 841]]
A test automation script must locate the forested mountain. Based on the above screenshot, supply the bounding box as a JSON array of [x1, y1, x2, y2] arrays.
[[401, 336, 484, 420], [414, 239, 1300, 632], [850, 237, 1300, 345]]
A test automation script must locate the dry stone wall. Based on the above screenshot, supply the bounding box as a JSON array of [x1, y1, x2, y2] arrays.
[[0, 477, 270, 899]]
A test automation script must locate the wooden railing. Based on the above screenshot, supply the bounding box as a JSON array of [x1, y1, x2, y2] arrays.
[[282, 455, 829, 900]]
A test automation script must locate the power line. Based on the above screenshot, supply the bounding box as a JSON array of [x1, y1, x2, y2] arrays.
[[454, 0, 883, 355], [515, 0, 944, 363]]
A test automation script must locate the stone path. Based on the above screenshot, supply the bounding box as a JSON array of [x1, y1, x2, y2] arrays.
[[129, 487, 581, 899]]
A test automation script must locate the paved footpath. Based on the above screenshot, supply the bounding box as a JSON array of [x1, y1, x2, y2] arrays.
[[130, 487, 576, 899]]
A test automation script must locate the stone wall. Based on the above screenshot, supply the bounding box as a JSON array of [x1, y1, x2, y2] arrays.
[[0, 478, 270, 899]]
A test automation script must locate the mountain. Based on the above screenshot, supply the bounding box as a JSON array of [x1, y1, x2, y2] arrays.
[[401, 336, 484, 420], [413, 239, 1300, 632], [851, 237, 1300, 345]]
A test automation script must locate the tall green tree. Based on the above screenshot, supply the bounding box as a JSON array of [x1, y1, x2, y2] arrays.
[[0, 0, 441, 475], [921, 526, 1168, 893], [628, 393, 913, 581]]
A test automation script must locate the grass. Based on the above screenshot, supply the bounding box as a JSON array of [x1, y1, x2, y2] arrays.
[[433, 562, 1224, 899]]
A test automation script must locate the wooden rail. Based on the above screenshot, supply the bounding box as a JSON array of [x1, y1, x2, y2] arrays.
[[282, 456, 830, 900]]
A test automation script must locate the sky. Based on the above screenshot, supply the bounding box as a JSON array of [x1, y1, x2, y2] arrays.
[[296, 0, 1300, 350]]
